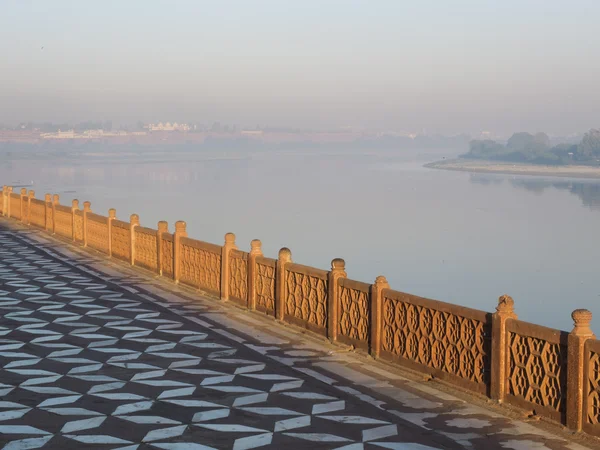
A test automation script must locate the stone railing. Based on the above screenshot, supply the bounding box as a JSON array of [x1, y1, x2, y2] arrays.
[[1, 185, 599, 436]]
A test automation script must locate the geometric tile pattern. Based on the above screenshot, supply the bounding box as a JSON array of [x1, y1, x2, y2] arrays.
[[382, 295, 489, 385], [0, 228, 444, 450], [508, 332, 567, 412]]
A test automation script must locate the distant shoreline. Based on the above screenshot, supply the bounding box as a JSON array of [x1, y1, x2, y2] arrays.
[[425, 158, 600, 180]]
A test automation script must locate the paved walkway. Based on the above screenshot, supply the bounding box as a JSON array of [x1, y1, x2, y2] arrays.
[[0, 220, 597, 450]]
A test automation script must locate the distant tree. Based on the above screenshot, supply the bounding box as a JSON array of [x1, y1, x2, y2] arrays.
[[576, 129, 600, 161]]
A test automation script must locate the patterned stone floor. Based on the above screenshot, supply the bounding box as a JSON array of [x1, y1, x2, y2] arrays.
[[0, 220, 597, 450]]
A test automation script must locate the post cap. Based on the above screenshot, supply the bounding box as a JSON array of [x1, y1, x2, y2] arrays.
[[72, 199, 79, 208], [278, 247, 292, 263], [572, 309, 594, 336], [20, 188, 27, 195], [52, 194, 59, 204], [130, 213, 140, 225], [45, 193, 51, 202], [496, 294, 515, 314], [158, 220, 169, 232], [374, 275, 390, 288], [83, 201, 91, 211], [224, 232, 236, 245], [250, 239, 263, 255], [331, 258, 346, 271], [108, 208, 116, 218], [175, 221, 186, 233], [28, 190, 35, 198]]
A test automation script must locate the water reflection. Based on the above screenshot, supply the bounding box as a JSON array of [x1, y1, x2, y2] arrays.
[[470, 174, 600, 211]]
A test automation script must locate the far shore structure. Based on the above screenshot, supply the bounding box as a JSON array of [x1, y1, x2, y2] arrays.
[[2, 185, 600, 438]]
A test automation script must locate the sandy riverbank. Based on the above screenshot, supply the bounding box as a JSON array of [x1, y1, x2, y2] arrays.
[[425, 159, 600, 179]]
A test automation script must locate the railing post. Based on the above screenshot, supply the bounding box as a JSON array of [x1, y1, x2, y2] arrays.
[[130, 214, 140, 266], [44, 194, 51, 231], [491, 295, 517, 403], [20, 188, 26, 223], [71, 199, 79, 241], [370, 275, 389, 358], [107, 208, 116, 256], [1, 185, 6, 216], [27, 190, 34, 225], [567, 309, 595, 431], [275, 247, 292, 322], [248, 239, 263, 310], [221, 232, 237, 300], [52, 195, 59, 234], [327, 258, 347, 342], [6, 186, 13, 218], [157, 221, 168, 276], [83, 201, 91, 247], [173, 221, 187, 283]]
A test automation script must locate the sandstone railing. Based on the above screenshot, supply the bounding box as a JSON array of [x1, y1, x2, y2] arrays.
[[1, 185, 599, 436]]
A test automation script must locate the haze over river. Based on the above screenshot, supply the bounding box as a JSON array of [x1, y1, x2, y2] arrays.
[[2, 146, 599, 331]]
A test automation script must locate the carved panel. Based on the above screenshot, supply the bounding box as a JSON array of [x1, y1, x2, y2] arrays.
[[382, 296, 489, 385], [339, 285, 370, 342], [74, 211, 84, 242], [285, 271, 328, 328], [10, 194, 20, 219], [588, 350, 600, 425], [29, 200, 46, 228], [229, 252, 248, 302], [111, 223, 130, 261], [161, 237, 174, 277], [54, 209, 72, 238], [87, 219, 109, 254], [180, 244, 221, 292], [508, 332, 566, 412], [135, 229, 158, 271], [256, 262, 275, 312]]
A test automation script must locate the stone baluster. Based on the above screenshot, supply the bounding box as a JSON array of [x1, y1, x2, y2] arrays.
[[327, 258, 347, 342], [130, 214, 140, 265], [107, 208, 116, 256], [51, 195, 59, 234], [567, 309, 595, 431], [221, 233, 237, 301], [173, 221, 187, 283], [157, 221, 169, 276], [83, 201, 91, 247], [491, 295, 518, 403], [370, 275, 390, 358], [27, 190, 34, 225], [44, 194, 52, 231], [71, 199, 79, 241], [20, 188, 27, 222], [248, 239, 263, 310], [275, 248, 292, 321]]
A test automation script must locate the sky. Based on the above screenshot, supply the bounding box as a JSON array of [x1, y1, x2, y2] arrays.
[[1, 0, 599, 135]]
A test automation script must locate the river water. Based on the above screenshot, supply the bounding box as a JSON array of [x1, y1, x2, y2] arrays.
[[2, 146, 599, 331]]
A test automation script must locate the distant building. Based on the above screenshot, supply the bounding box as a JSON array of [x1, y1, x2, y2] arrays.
[[145, 122, 190, 132]]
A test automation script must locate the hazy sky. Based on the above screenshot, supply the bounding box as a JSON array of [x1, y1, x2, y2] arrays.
[[1, 0, 599, 134]]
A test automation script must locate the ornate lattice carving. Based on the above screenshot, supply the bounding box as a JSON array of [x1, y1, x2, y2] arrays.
[[180, 244, 221, 292], [10, 195, 20, 219], [285, 271, 328, 328], [74, 212, 84, 242], [339, 286, 370, 342], [29, 201, 46, 228], [135, 229, 157, 270], [382, 296, 489, 384], [161, 238, 174, 277], [87, 219, 109, 253], [111, 224, 130, 260], [508, 332, 566, 412], [229, 253, 247, 301], [588, 350, 600, 425], [54, 209, 72, 238], [256, 262, 275, 311]]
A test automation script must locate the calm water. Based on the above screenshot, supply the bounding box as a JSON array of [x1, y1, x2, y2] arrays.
[[2, 146, 599, 331]]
